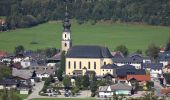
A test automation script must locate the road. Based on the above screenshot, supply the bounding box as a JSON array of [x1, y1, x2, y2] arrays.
[[27, 81, 45, 100]]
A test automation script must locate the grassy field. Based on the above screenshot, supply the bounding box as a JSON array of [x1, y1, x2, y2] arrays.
[[0, 21, 170, 53], [33, 98, 96, 100]]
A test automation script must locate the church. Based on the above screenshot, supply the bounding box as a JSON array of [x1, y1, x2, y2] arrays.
[[61, 11, 114, 76]]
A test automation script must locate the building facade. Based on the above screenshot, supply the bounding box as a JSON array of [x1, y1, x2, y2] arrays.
[[65, 46, 113, 76]]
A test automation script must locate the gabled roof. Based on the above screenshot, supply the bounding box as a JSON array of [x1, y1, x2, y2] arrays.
[[12, 68, 33, 79], [143, 63, 163, 69], [112, 57, 143, 63], [129, 53, 143, 58], [110, 83, 132, 90], [116, 68, 146, 77], [0, 79, 17, 85], [98, 86, 109, 91], [111, 51, 124, 58], [120, 64, 136, 69], [159, 51, 170, 59], [101, 64, 118, 69], [127, 75, 151, 81], [66, 45, 112, 58]]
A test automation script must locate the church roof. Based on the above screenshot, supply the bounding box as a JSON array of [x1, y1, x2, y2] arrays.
[[66, 45, 113, 58]]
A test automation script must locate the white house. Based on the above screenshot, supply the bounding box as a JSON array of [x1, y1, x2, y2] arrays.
[[143, 63, 163, 78], [98, 86, 113, 98], [36, 72, 50, 79], [112, 57, 142, 69], [0, 79, 17, 90], [98, 83, 132, 98]]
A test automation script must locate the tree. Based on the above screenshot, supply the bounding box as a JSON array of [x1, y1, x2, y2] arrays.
[[71, 87, 79, 96], [75, 76, 82, 88], [0, 64, 12, 79], [165, 37, 170, 51], [115, 45, 129, 56], [45, 48, 58, 58], [14, 45, 24, 55], [146, 81, 154, 90], [31, 71, 37, 78], [145, 43, 160, 59], [136, 49, 142, 54], [141, 92, 158, 100], [90, 81, 97, 97], [82, 75, 90, 88], [63, 75, 71, 89], [56, 51, 65, 81], [0, 89, 21, 100]]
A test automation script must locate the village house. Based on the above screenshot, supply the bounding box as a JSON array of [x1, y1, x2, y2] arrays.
[[127, 75, 151, 86], [98, 83, 132, 98], [163, 64, 170, 73], [101, 64, 117, 81], [158, 51, 170, 66], [116, 65, 146, 83], [0, 51, 7, 58], [12, 68, 33, 80], [143, 63, 163, 78], [30, 65, 56, 79], [112, 57, 142, 69], [0, 79, 17, 90]]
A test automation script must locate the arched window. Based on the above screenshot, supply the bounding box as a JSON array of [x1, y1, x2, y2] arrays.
[[88, 62, 90, 69], [104, 62, 106, 65], [65, 34, 67, 38], [65, 43, 67, 47], [68, 61, 70, 69], [74, 61, 76, 69], [94, 62, 96, 69], [79, 61, 82, 69]]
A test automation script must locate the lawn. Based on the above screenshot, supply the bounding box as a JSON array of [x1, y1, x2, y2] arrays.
[[0, 21, 170, 53], [33, 98, 96, 100]]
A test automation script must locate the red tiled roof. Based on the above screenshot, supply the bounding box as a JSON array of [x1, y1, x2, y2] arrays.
[[0, 51, 7, 57], [12, 62, 22, 69], [0, 19, 6, 24], [161, 88, 170, 95], [127, 75, 151, 81]]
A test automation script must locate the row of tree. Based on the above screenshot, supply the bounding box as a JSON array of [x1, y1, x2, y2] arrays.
[[114, 37, 170, 60], [0, 0, 170, 29]]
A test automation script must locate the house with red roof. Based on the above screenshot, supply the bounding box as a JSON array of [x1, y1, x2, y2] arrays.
[[0, 51, 7, 58], [127, 75, 151, 82]]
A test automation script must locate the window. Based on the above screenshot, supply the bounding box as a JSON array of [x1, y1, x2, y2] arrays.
[[88, 62, 90, 69], [65, 43, 67, 47], [65, 34, 67, 38], [94, 62, 96, 69], [79, 61, 81, 69], [68, 61, 70, 69], [74, 61, 76, 69], [104, 62, 106, 65]]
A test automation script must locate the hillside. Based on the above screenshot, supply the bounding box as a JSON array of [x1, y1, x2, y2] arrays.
[[0, 21, 170, 53]]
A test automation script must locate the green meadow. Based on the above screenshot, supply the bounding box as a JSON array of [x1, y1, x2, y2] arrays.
[[0, 21, 170, 53]]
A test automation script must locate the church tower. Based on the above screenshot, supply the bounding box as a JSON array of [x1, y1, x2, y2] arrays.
[[61, 8, 72, 52]]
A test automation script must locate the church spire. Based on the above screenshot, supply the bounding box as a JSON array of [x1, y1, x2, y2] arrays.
[[61, 3, 72, 52], [63, 4, 71, 32]]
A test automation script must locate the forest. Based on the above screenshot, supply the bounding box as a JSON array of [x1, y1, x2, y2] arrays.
[[0, 0, 170, 29]]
